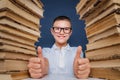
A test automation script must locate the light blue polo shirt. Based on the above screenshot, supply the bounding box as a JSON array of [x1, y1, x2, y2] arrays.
[[42, 44, 83, 77]]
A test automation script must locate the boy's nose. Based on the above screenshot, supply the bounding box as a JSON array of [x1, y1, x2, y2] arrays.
[[60, 29, 64, 34]]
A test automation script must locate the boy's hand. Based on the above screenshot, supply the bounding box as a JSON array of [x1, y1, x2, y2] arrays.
[[73, 46, 91, 79], [28, 46, 49, 78]]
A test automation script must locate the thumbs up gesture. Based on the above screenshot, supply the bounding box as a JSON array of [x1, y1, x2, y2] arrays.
[[28, 46, 49, 78], [73, 46, 91, 79]]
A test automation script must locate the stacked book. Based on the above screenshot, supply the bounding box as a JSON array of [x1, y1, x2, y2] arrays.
[[0, 0, 44, 80], [76, 0, 120, 80]]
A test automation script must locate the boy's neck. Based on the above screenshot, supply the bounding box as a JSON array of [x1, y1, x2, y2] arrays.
[[55, 42, 67, 49]]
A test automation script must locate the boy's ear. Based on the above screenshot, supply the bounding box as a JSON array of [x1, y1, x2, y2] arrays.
[[70, 30, 72, 36], [50, 28, 54, 35]]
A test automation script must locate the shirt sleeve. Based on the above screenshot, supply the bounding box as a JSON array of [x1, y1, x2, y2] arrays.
[[42, 48, 51, 57]]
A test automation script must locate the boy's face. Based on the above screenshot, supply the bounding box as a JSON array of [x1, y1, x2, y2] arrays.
[[51, 20, 72, 46]]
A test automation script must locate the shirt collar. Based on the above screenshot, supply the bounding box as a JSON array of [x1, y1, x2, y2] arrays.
[[52, 43, 70, 51]]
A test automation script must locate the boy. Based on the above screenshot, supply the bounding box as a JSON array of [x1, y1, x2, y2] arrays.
[[28, 16, 90, 79]]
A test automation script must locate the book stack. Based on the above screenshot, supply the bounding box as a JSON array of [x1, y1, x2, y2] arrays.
[[76, 0, 120, 80], [0, 0, 44, 80]]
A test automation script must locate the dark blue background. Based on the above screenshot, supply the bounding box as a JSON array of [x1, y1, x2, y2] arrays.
[[35, 0, 88, 53]]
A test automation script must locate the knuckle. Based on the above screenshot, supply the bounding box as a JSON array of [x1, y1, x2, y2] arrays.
[[86, 58, 90, 63], [31, 73, 42, 78], [29, 57, 40, 63], [34, 64, 41, 68], [87, 58, 90, 63], [29, 57, 35, 62], [87, 62, 91, 69], [27, 62, 33, 68], [27, 63, 31, 68], [28, 63, 41, 69]]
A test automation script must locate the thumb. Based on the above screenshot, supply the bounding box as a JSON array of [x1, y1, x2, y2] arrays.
[[37, 46, 43, 58], [75, 46, 82, 59], [73, 46, 82, 76]]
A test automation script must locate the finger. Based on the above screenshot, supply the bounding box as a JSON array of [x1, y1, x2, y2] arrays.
[[73, 46, 82, 76], [30, 72, 42, 78], [29, 68, 42, 74], [37, 46, 43, 58], [77, 68, 90, 75], [76, 69, 90, 79], [75, 46, 82, 59], [78, 58, 89, 64], [28, 63, 41, 69], [78, 63, 90, 71], [76, 68, 90, 79], [29, 57, 41, 63]]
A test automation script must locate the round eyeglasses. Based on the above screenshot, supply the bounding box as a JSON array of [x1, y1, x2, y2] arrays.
[[52, 27, 72, 34]]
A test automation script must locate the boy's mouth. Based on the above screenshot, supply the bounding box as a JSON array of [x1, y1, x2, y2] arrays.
[[58, 36, 65, 39]]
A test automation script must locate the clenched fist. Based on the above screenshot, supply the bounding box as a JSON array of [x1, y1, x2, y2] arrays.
[[73, 46, 91, 79], [28, 46, 49, 78]]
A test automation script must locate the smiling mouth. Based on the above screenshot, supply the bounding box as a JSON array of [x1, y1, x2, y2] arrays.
[[58, 36, 65, 39]]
